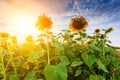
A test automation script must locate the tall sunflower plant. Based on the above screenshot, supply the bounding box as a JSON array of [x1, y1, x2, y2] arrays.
[[35, 14, 68, 80]]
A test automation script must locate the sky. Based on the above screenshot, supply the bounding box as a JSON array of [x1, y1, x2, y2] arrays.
[[0, 0, 120, 46]]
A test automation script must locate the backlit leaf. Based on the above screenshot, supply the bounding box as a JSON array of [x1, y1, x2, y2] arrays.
[[44, 63, 67, 80], [24, 71, 36, 80], [60, 56, 70, 66], [10, 75, 20, 80]]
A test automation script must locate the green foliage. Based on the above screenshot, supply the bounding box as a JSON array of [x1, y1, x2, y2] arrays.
[[71, 58, 83, 67], [10, 75, 20, 80], [97, 59, 108, 73], [89, 74, 105, 80], [27, 49, 46, 63], [82, 52, 96, 67], [24, 71, 36, 80], [89, 43, 101, 53], [60, 56, 70, 66], [0, 27, 120, 80], [44, 63, 67, 80]]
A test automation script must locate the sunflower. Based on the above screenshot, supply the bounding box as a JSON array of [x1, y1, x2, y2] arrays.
[[0, 32, 10, 39], [84, 41, 91, 46], [94, 28, 100, 34], [69, 16, 88, 33], [36, 14, 53, 31], [100, 34, 106, 39]]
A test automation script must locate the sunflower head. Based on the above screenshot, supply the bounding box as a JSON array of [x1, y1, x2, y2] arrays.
[[0, 32, 10, 39], [84, 41, 91, 46], [94, 28, 100, 34], [36, 14, 53, 31], [100, 34, 106, 39], [69, 16, 88, 33]]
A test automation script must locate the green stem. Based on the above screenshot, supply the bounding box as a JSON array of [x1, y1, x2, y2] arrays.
[[46, 30, 50, 65], [102, 40, 105, 57], [0, 51, 6, 80], [80, 39, 84, 53], [10, 55, 17, 74], [80, 33, 84, 51], [7, 42, 17, 75], [55, 47, 57, 65], [5, 58, 12, 70], [112, 72, 115, 80]]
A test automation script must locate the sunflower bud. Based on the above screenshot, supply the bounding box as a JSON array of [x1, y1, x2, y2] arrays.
[[94, 28, 100, 34]]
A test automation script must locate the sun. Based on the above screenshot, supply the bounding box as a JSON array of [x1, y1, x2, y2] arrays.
[[9, 12, 40, 43], [17, 17, 30, 28], [12, 13, 36, 33]]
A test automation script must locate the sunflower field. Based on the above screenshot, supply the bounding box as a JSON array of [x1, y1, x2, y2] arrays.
[[0, 14, 120, 80]]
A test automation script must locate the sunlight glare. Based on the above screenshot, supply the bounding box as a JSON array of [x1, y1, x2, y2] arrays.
[[9, 12, 40, 43], [13, 14, 35, 34]]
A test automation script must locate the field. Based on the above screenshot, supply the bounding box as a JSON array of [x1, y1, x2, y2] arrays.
[[0, 15, 120, 80]]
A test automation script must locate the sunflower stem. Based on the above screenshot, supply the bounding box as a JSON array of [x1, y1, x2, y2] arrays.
[[0, 51, 7, 80], [102, 39, 105, 57], [80, 32, 84, 51], [7, 42, 17, 75], [10, 54, 17, 75], [46, 30, 50, 65]]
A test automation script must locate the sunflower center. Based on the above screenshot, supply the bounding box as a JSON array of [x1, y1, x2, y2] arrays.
[[73, 20, 86, 29]]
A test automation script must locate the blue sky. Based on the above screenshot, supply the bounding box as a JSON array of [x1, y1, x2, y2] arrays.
[[0, 0, 120, 46]]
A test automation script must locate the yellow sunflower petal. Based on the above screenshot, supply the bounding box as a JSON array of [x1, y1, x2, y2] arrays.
[[36, 14, 53, 31]]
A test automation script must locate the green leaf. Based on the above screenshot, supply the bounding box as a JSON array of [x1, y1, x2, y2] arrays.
[[97, 60, 108, 73], [100, 57, 110, 66], [88, 55, 96, 67], [81, 53, 89, 66], [44, 63, 67, 80], [97, 76, 105, 80], [27, 49, 45, 63], [81, 53, 96, 67], [90, 43, 101, 53], [75, 67, 81, 77], [24, 71, 36, 80], [10, 75, 20, 80], [81, 33, 87, 38], [100, 61, 108, 73], [71, 58, 83, 67], [89, 74, 105, 80], [89, 74, 97, 80], [105, 47, 115, 55], [81, 52, 88, 63], [60, 56, 70, 66], [75, 37, 81, 41]]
